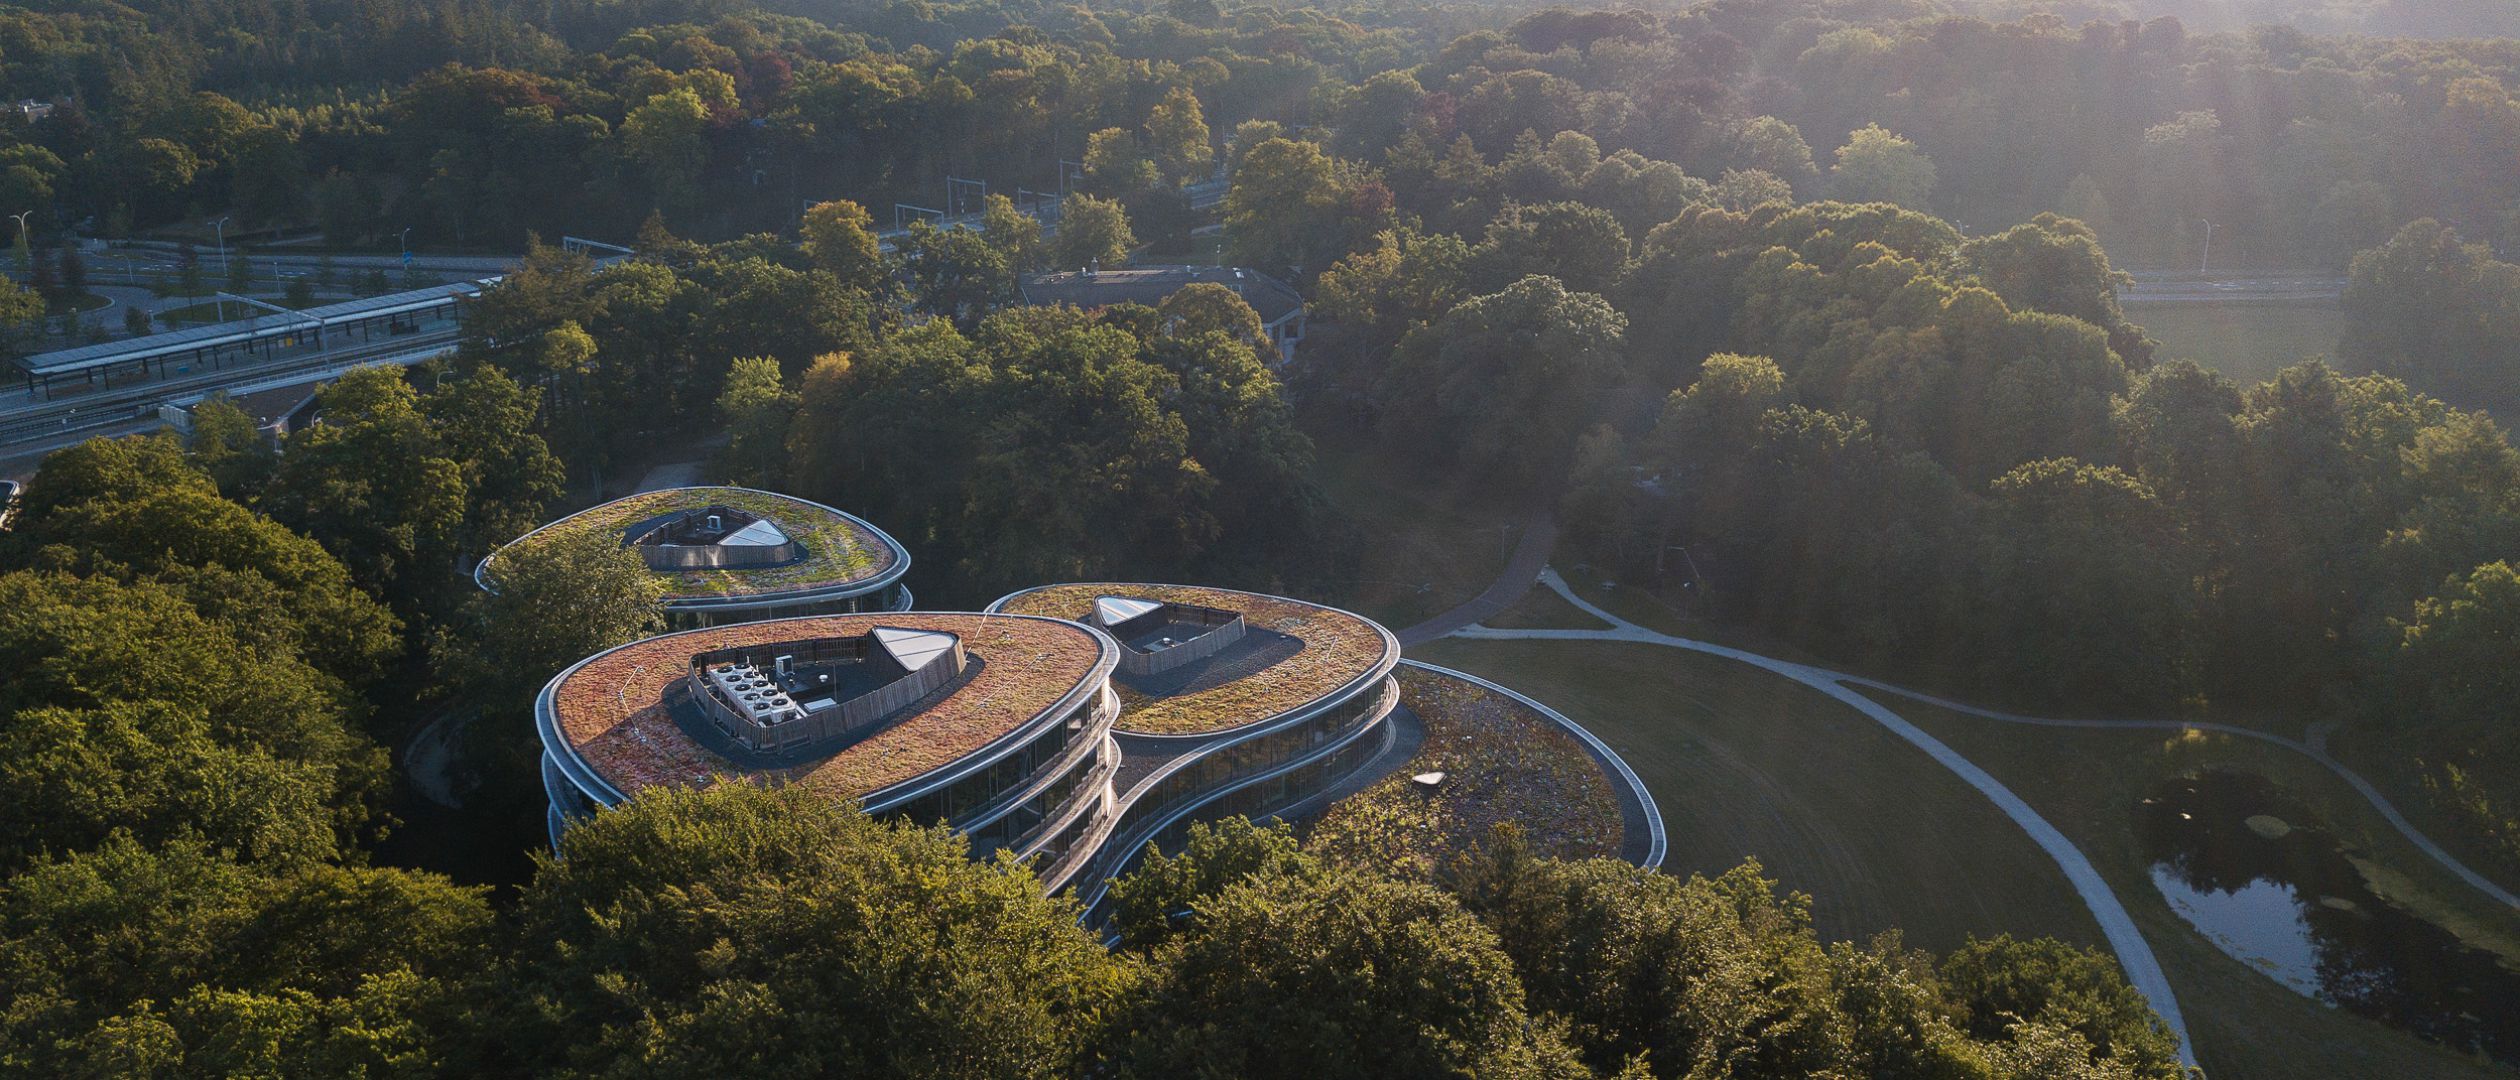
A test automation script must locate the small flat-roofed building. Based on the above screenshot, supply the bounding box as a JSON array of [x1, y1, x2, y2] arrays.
[[538, 612, 1121, 864], [479, 486, 912, 627], [1018, 265, 1307, 365], [159, 382, 326, 444]]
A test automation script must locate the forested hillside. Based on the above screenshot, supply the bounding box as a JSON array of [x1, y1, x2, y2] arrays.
[[3, 0, 2518, 1073]]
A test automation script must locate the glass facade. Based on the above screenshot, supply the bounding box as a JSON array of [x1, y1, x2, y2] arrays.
[[1077, 713, 1392, 910], [966, 739, 1110, 857], [670, 582, 912, 629], [1070, 675, 1396, 894], [1024, 784, 1111, 876], [878, 686, 1116, 829]]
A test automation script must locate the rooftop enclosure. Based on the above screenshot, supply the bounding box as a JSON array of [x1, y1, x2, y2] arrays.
[[688, 628, 967, 755], [634, 505, 804, 571], [542, 613, 1113, 802], [1093, 596, 1247, 677], [482, 487, 911, 623], [991, 584, 1397, 736]]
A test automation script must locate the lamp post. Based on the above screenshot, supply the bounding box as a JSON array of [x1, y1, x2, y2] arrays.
[[210, 217, 230, 322], [7, 211, 28, 277], [399, 227, 412, 270], [2199, 218, 2213, 276]]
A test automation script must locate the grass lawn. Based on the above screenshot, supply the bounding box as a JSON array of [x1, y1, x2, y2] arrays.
[[1477, 584, 1610, 630], [1303, 429, 1527, 630], [2123, 300, 2348, 388], [1877, 690, 2516, 1080], [1407, 637, 2104, 954], [156, 299, 250, 325]]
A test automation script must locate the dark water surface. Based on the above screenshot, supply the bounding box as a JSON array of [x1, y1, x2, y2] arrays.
[[2136, 769, 2520, 1063]]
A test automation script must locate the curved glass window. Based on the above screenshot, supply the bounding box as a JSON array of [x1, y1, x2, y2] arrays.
[[967, 742, 1109, 858], [1078, 676, 1395, 890], [882, 688, 1115, 829]]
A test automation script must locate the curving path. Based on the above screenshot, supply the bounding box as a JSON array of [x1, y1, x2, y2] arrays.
[[1415, 550, 2520, 1072], [1449, 569, 2208, 1067], [1396, 510, 1557, 646], [1838, 677, 2520, 912]]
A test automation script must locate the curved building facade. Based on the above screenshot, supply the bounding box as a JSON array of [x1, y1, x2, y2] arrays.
[[482, 486, 912, 627], [985, 584, 1403, 906], [536, 612, 1119, 859], [531, 580, 1663, 924]]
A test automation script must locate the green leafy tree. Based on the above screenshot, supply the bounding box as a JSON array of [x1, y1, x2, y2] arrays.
[[1144, 86, 1214, 186], [1470, 201, 1629, 294], [1113, 866, 1585, 1079], [262, 368, 470, 613], [0, 836, 490, 1075], [18, 485, 402, 684], [1979, 458, 2191, 707], [981, 193, 1044, 272], [1225, 137, 1388, 281], [716, 356, 800, 487], [1375, 275, 1627, 489], [1958, 213, 2155, 368], [1313, 227, 1472, 381], [1083, 127, 1159, 199], [2389, 559, 2520, 740], [1941, 935, 2187, 1077], [622, 88, 712, 211], [1724, 116, 1819, 192], [12, 433, 209, 522], [1048, 193, 1135, 272], [0, 275, 47, 357], [0, 571, 390, 858], [800, 199, 885, 288], [447, 525, 663, 712], [1828, 125, 1938, 209], [2340, 219, 2520, 406], [896, 220, 1016, 328], [1107, 818, 1319, 950], [1154, 283, 1265, 349], [426, 367, 567, 555], [485, 784, 1126, 1078]]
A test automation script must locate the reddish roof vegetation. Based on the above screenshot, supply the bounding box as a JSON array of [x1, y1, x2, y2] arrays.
[[993, 584, 1394, 735], [496, 487, 899, 600], [550, 613, 1107, 799]]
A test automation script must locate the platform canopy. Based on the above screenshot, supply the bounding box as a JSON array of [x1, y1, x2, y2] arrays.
[[11, 278, 496, 379]]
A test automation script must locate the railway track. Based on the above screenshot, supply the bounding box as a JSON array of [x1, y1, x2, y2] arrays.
[[0, 329, 462, 448]]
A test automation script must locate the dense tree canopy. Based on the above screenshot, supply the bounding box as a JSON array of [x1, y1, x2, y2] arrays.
[[487, 783, 1128, 1078]]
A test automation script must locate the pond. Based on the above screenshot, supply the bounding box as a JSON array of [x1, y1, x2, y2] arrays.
[[2137, 769, 2520, 1063]]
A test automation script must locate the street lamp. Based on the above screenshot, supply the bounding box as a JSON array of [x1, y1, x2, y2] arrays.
[[2199, 218, 2214, 276], [399, 227, 412, 271], [7, 210, 27, 279]]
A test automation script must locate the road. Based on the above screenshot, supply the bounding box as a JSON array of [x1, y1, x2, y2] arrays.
[[1395, 510, 1557, 646], [2120, 270, 2344, 304]]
